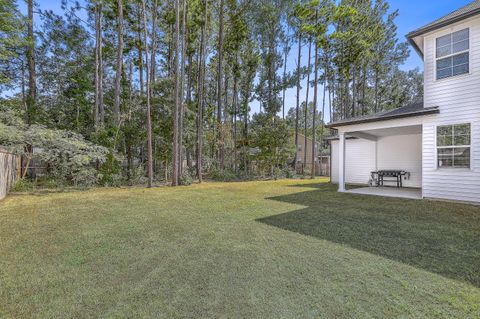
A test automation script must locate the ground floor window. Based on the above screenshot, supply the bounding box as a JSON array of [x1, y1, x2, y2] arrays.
[[437, 123, 471, 168]]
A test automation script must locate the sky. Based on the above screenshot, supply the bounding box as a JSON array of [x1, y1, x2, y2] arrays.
[[16, 0, 473, 122], [278, 0, 473, 121]]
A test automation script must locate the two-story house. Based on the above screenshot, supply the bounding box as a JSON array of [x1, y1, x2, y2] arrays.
[[327, 1, 480, 204]]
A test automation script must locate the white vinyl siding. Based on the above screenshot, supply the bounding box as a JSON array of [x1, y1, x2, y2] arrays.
[[331, 139, 376, 185], [423, 16, 480, 203], [377, 134, 422, 188]]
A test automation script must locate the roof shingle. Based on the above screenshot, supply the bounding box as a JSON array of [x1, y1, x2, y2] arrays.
[[325, 103, 439, 128]]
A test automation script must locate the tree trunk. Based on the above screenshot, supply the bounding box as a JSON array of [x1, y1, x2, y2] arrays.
[[141, 0, 153, 187], [216, 0, 225, 169], [149, 0, 158, 175], [26, 0, 36, 125], [361, 65, 367, 115], [319, 65, 327, 176], [281, 30, 289, 119], [196, 0, 208, 183], [150, 0, 158, 98], [187, 54, 193, 103], [374, 66, 379, 113], [303, 37, 312, 175], [178, 0, 187, 179], [172, 0, 181, 186], [137, 16, 144, 98], [311, 38, 318, 180], [294, 31, 302, 169], [351, 67, 356, 118], [113, 0, 123, 126], [243, 95, 249, 174], [233, 69, 238, 173], [94, 1, 104, 128]]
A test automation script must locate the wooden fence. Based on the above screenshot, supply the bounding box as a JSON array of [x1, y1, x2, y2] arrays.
[[0, 150, 19, 200]]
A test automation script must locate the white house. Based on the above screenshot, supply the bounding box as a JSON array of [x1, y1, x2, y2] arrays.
[[328, 1, 480, 204]]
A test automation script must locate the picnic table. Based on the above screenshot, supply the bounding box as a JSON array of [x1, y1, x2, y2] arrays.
[[370, 170, 410, 188]]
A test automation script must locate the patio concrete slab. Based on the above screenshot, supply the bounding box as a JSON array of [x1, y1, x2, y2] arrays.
[[345, 187, 422, 200]]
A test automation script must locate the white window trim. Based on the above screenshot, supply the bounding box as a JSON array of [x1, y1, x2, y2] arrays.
[[434, 28, 471, 81], [434, 122, 473, 171]]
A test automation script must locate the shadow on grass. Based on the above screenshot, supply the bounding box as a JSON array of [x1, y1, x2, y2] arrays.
[[258, 182, 480, 287]]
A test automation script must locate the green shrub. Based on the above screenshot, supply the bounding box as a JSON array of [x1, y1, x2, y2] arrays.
[[73, 168, 100, 189], [99, 153, 123, 187], [209, 168, 238, 182], [129, 166, 148, 185], [36, 175, 64, 189], [284, 167, 296, 179], [180, 170, 193, 186], [12, 179, 35, 192]]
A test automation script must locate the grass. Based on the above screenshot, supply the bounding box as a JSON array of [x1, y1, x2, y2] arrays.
[[0, 179, 479, 318]]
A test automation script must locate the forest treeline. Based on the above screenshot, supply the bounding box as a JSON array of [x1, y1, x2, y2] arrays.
[[0, 0, 422, 187]]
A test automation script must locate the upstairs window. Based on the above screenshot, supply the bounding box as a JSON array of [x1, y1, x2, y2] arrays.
[[437, 123, 471, 168], [436, 28, 469, 80]]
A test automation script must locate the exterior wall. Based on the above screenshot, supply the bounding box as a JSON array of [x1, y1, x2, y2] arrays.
[[331, 139, 376, 185], [422, 16, 480, 202], [331, 134, 422, 188], [377, 134, 422, 188]]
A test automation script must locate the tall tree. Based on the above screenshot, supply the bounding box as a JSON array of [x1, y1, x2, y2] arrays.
[[216, 0, 225, 169], [94, 0, 104, 128], [141, 0, 153, 187], [293, 29, 302, 167], [178, 0, 187, 178], [113, 0, 123, 126], [281, 28, 289, 119], [303, 37, 312, 173], [172, 0, 181, 186], [26, 0, 36, 124], [196, 0, 208, 182], [311, 30, 318, 179]]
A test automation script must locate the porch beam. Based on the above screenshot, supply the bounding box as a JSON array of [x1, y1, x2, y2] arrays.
[[348, 131, 378, 142]]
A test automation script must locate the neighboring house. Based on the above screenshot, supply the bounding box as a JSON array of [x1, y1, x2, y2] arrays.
[[328, 1, 480, 204], [293, 133, 330, 176]]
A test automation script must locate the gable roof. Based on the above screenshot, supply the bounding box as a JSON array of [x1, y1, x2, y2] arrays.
[[407, 1, 480, 56], [325, 102, 439, 128]]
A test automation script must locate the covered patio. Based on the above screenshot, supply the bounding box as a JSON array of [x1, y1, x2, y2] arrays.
[[327, 103, 440, 200], [334, 123, 423, 198]]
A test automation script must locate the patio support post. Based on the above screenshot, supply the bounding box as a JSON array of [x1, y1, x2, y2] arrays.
[[338, 132, 346, 192]]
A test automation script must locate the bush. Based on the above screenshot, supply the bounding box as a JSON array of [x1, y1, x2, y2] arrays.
[[284, 167, 296, 179], [99, 153, 123, 187], [209, 168, 238, 182], [301, 169, 312, 178], [12, 179, 35, 192], [36, 175, 65, 189], [129, 166, 148, 185], [73, 168, 99, 189], [180, 170, 193, 186]]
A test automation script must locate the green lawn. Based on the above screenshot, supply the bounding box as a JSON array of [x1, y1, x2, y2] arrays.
[[0, 179, 479, 318]]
